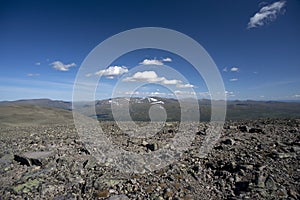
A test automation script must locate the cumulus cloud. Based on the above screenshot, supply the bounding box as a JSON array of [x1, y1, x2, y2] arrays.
[[51, 61, 76, 71], [122, 71, 193, 88], [139, 57, 172, 65], [247, 1, 286, 29], [230, 78, 238, 82], [162, 57, 172, 62], [162, 79, 182, 85], [95, 66, 128, 78], [140, 59, 163, 65], [123, 71, 163, 82], [230, 67, 239, 72], [176, 83, 194, 88]]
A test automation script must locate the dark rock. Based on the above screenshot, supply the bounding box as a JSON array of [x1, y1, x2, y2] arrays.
[[234, 181, 249, 195], [249, 128, 263, 133], [238, 125, 249, 132], [146, 143, 158, 151], [79, 147, 90, 155], [14, 155, 31, 166], [14, 151, 53, 166], [196, 130, 206, 135], [221, 138, 235, 145]]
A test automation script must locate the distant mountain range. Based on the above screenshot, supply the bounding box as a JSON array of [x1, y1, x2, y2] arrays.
[[1, 97, 300, 122]]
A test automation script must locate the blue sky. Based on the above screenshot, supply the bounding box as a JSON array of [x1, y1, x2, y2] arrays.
[[0, 0, 299, 101]]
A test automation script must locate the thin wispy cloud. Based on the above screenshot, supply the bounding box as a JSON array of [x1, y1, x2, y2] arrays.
[[230, 67, 239, 72], [95, 66, 128, 79], [50, 61, 76, 71], [140, 57, 172, 65], [230, 78, 238, 82], [35, 62, 41, 66], [294, 94, 300, 98], [223, 67, 239, 72], [27, 73, 40, 77], [247, 1, 286, 29], [174, 90, 196, 96]]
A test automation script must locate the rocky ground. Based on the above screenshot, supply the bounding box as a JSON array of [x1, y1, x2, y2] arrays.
[[0, 119, 299, 199]]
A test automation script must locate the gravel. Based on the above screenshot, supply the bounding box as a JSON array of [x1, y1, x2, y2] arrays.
[[0, 119, 299, 199]]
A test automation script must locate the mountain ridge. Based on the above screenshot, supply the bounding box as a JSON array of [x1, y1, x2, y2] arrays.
[[1, 97, 300, 122]]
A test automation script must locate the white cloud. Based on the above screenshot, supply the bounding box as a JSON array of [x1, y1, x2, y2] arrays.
[[27, 73, 40, 77], [95, 66, 128, 78], [162, 79, 182, 85], [176, 83, 194, 88], [225, 91, 235, 97], [35, 62, 41, 66], [122, 71, 193, 88], [174, 90, 196, 96], [123, 71, 163, 82], [230, 78, 238, 82], [247, 1, 286, 29], [51, 61, 76, 71], [162, 57, 172, 62], [140, 59, 163, 65], [230, 67, 239, 72], [139, 57, 172, 65], [294, 94, 300, 98], [223, 67, 228, 72]]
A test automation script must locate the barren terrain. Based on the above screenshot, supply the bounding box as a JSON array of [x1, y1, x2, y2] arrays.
[[0, 105, 299, 199]]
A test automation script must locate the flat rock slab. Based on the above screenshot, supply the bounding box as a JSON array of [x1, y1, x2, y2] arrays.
[[14, 151, 53, 166]]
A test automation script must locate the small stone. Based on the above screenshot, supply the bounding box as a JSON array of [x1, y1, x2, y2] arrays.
[[234, 181, 249, 195], [196, 131, 206, 135], [108, 194, 129, 200], [130, 179, 137, 184], [164, 188, 173, 198], [229, 125, 238, 130], [288, 189, 299, 199], [222, 138, 235, 145], [95, 189, 110, 198], [265, 176, 276, 190], [272, 152, 294, 159], [256, 172, 267, 188], [249, 128, 263, 133], [142, 141, 148, 146], [146, 143, 158, 151], [240, 164, 254, 170], [238, 125, 249, 132]]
